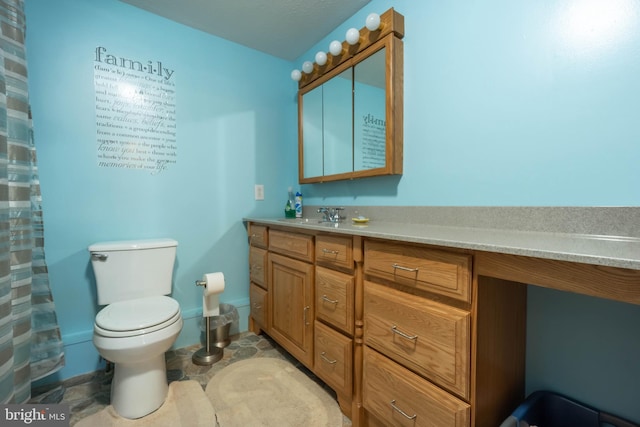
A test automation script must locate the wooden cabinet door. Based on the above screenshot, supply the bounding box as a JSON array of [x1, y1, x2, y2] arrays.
[[268, 252, 314, 368]]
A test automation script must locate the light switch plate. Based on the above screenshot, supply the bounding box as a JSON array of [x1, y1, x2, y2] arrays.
[[254, 184, 264, 200]]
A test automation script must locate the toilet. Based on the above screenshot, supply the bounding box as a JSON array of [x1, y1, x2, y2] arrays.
[[88, 238, 183, 419]]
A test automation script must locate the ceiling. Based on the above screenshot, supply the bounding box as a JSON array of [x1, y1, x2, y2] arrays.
[[119, 0, 371, 61]]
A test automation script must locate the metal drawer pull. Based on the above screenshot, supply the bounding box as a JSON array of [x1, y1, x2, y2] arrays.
[[250, 264, 262, 271], [390, 400, 417, 420], [320, 352, 337, 364], [392, 263, 419, 272], [322, 248, 339, 255], [322, 295, 339, 304], [391, 325, 418, 341], [253, 303, 262, 309]]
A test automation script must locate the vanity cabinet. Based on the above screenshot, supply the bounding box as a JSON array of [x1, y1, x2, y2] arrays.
[[247, 222, 531, 427], [246, 216, 640, 426], [247, 225, 362, 421], [267, 230, 315, 368], [362, 238, 526, 427]]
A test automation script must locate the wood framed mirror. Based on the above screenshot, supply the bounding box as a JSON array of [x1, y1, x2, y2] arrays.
[[297, 8, 404, 183]]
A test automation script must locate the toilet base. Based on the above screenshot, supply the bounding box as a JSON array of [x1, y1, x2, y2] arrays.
[[110, 355, 169, 419]]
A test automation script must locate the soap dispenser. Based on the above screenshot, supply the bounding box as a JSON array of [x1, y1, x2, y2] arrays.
[[285, 187, 296, 218]]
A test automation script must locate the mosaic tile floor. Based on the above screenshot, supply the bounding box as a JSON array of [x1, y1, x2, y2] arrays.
[[31, 332, 351, 426]]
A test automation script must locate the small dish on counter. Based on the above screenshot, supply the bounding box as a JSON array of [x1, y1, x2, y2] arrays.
[[352, 217, 370, 224]]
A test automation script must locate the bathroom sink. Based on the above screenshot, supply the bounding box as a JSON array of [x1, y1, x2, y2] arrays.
[[276, 218, 343, 227], [277, 218, 312, 224]]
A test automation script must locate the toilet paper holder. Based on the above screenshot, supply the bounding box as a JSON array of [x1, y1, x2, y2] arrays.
[[192, 279, 223, 365]]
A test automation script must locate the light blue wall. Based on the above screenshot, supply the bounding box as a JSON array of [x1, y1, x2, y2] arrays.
[[299, 0, 640, 206], [294, 0, 640, 422], [26, 0, 296, 383], [26, 0, 640, 422]]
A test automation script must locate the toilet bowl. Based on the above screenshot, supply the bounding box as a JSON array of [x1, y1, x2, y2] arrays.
[[88, 238, 181, 419], [93, 296, 183, 419]]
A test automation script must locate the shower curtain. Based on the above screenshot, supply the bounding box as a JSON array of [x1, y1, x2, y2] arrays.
[[0, 0, 64, 404]]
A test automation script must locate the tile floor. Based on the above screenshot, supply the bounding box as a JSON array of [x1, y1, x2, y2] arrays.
[[30, 332, 351, 426]]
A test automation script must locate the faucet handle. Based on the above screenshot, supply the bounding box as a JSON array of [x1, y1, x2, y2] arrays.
[[318, 207, 331, 222]]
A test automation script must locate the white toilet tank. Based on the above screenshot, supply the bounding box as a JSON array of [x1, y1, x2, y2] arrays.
[[89, 238, 178, 305]]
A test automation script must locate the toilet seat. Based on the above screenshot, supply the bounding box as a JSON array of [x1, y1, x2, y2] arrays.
[[95, 296, 181, 338]]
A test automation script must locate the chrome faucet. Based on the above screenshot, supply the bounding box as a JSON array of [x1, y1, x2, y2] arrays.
[[317, 207, 331, 222], [317, 207, 346, 223]]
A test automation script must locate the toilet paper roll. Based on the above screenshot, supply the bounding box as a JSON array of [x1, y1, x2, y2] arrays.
[[202, 272, 225, 317]]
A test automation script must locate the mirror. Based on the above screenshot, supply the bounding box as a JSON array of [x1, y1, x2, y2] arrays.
[[354, 48, 386, 172], [297, 9, 404, 183], [322, 67, 353, 176]]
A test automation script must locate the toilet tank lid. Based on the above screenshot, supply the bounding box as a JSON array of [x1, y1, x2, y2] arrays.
[[88, 238, 178, 252]]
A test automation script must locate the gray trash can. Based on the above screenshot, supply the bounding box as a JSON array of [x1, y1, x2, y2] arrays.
[[202, 303, 238, 348]]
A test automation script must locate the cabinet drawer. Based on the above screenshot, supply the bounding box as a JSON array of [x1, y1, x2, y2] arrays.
[[363, 347, 470, 427], [316, 266, 354, 336], [364, 280, 470, 399], [249, 246, 267, 288], [314, 321, 353, 398], [316, 234, 354, 272], [249, 283, 268, 329], [248, 223, 268, 248], [364, 240, 472, 302], [269, 229, 314, 262]]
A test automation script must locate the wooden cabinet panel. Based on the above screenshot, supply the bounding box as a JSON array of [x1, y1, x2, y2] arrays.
[[245, 222, 535, 427], [316, 266, 354, 336], [249, 224, 268, 249], [364, 280, 471, 399], [268, 252, 314, 368], [269, 229, 314, 262], [314, 320, 353, 398], [249, 246, 267, 289], [249, 283, 268, 330], [316, 234, 354, 272], [363, 346, 470, 427], [364, 240, 471, 302]]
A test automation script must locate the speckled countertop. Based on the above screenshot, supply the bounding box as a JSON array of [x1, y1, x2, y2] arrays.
[[244, 206, 640, 271]]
